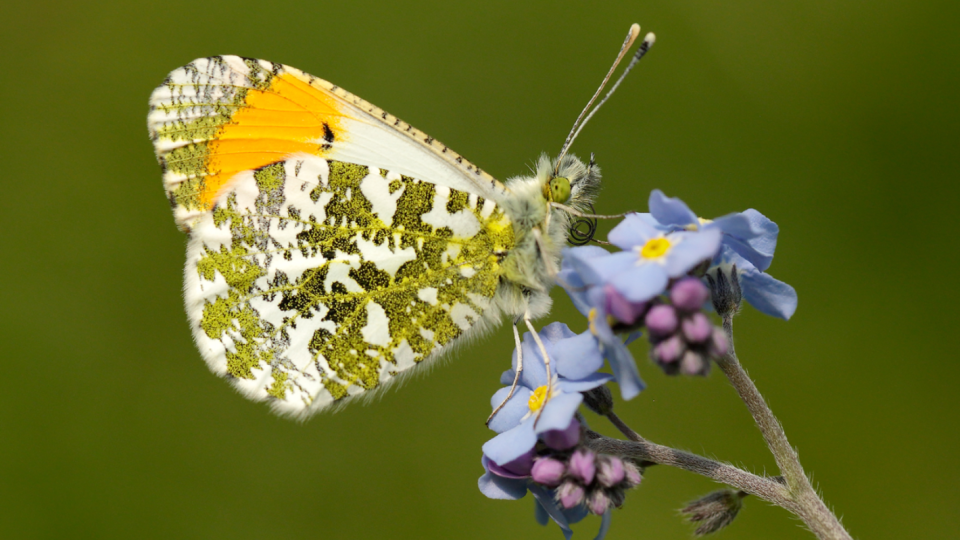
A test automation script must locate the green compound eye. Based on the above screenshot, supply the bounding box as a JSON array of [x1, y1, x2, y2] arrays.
[[545, 176, 571, 203]]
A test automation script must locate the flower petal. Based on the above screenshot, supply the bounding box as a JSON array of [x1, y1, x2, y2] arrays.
[[649, 189, 698, 227], [541, 321, 577, 344], [739, 265, 798, 320], [663, 229, 722, 278], [608, 213, 660, 250], [533, 393, 583, 435], [530, 485, 575, 540], [558, 372, 615, 393], [488, 386, 533, 434], [478, 470, 529, 500], [712, 209, 778, 271], [483, 423, 538, 466], [603, 337, 646, 400], [535, 497, 550, 526], [553, 330, 605, 380], [567, 250, 639, 288], [519, 336, 548, 390], [594, 510, 613, 540], [609, 263, 669, 303]]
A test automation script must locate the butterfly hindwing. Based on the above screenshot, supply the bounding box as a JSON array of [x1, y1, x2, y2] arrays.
[[183, 155, 514, 416]]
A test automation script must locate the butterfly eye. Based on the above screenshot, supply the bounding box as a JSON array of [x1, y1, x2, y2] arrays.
[[544, 176, 571, 203]]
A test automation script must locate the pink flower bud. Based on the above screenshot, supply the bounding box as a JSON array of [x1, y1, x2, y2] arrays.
[[596, 456, 626, 487], [531, 457, 566, 487], [681, 350, 709, 376], [624, 462, 643, 487], [604, 285, 648, 325], [709, 327, 729, 357], [682, 312, 713, 343], [671, 278, 710, 312], [644, 304, 678, 336], [568, 448, 596, 485], [587, 490, 611, 515], [542, 418, 580, 451], [558, 480, 585, 509], [653, 335, 684, 364]]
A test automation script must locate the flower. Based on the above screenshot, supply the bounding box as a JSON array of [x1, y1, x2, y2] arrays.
[[557, 210, 722, 396], [565, 214, 722, 304], [646, 189, 797, 320], [483, 322, 613, 466]]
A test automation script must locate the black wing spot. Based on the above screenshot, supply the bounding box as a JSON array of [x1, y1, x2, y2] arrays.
[[321, 123, 335, 151]]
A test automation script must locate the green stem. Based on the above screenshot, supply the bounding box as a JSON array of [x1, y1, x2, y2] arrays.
[[715, 316, 852, 540]]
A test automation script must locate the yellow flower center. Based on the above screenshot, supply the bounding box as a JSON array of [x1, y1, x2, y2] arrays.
[[588, 308, 598, 335], [640, 237, 672, 259], [528, 385, 549, 412]]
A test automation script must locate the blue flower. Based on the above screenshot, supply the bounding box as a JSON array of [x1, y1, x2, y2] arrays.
[[646, 189, 797, 319], [564, 214, 721, 305], [557, 211, 720, 398], [483, 322, 613, 466]]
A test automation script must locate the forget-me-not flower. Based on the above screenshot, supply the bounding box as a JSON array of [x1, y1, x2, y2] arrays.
[[483, 322, 613, 466], [645, 189, 797, 319]]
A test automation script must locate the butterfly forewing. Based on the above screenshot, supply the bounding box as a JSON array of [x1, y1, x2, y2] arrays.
[[149, 56, 518, 417]]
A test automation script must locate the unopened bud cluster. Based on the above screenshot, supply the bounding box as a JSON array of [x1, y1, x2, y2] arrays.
[[646, 278, 728, 376], [531, 447, 642, 515]]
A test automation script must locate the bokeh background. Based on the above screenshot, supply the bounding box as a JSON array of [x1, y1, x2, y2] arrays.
[[2, 0, 957, 538]]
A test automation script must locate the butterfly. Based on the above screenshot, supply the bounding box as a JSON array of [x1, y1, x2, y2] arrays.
[[147, 26, 654, 418]]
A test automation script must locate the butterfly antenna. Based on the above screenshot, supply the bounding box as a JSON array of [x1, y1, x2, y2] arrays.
[[567, 32, 656, 146], [555, 26, 656, 173]]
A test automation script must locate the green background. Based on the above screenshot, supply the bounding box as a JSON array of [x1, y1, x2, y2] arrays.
[[2, 0, 957, 538]]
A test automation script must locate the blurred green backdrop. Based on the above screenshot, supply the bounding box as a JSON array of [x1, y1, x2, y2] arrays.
[[2, 0, 957, 538]]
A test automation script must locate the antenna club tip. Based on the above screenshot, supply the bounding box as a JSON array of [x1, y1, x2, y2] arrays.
[[645, 32, 656, 45], [629, 23, 641, 38]]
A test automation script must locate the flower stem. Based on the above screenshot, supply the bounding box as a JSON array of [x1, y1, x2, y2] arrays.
[[715, 316, 852, 540], [583, 431, 793, 508]]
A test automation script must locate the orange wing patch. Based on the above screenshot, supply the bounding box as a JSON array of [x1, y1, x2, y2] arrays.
[[150, 58, 351, 226]]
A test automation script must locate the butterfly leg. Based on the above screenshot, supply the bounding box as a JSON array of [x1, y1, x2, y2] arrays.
[[524, 310, 554, 427], [485, 317, 525, 426], [532, 227, 559, 281]]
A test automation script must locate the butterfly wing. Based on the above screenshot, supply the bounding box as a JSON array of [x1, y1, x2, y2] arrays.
[[148, 56, 508, 231], [148, 57, 516, 417]]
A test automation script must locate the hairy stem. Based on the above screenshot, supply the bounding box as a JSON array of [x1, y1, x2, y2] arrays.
[[714, 316, 852, 540], [583, 431, 794, 509]]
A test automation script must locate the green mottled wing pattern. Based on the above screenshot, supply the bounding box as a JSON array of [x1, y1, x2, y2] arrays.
[[183, 155, 515, 417]]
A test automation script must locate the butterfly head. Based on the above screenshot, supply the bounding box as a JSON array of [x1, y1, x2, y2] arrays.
[[547, 152, 601, 213]]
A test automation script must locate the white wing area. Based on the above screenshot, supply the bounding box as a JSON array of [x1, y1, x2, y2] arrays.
[[182, 155, 510, 417]]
